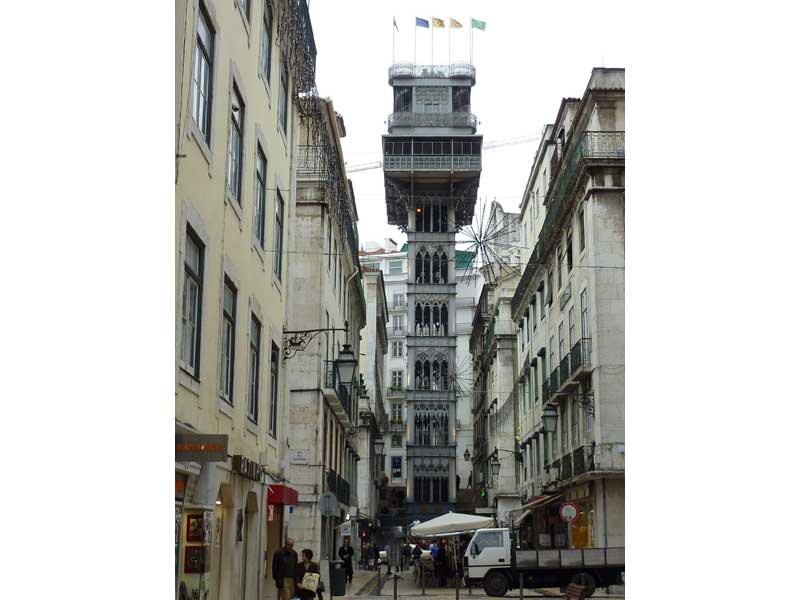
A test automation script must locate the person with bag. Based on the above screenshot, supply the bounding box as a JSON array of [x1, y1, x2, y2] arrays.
[[295, 548, 323, 600], [273, 538, 298, 600]]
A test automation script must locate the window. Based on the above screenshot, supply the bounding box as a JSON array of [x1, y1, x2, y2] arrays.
[[566, 231, 574, 272], [191, 4, 214, 143], [546, 270, 553, 305], [393, 315, 404, 333], [557, 248, 563, 289], [260, 1, 273, 82], [531, 297, 537, 333], [580, 289, 589, 339], [391, 370, 404, 388], [326, 217, 333, 271], [389, 260, 403, 274], [254, 145, 267, 248], [248, 315, 261, 422], [572, 397, 580, 448], [219, 279, 236, 402], [393, 293, 405, 307], [561, 405, 568, 455], [392, 341, 403, 358], [549, 336, 555, 378], [273, 190, 284, 278], [278, 57, 289, 135], [471, 531, 503, 554], [269, 342, 279, 436], [392, 403, 402, 421], [539, 286, 546, 320], [227, 85, 245, 203], [181, 230, 204, 375], [239, 0, 251, 21], [533, 362, 538, 402], [568, 307, 576, 347], [579, 207, 586, 251], [391, 435, 402, 448], [558, 322, 565, 361], [391, 456, 402, 480]]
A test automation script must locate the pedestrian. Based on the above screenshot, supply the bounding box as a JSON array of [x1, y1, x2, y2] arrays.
[[411, 543, 422, 564], [272, 537, 298, 600], [434, 541, 448, 587], [295, 548, 323, 600], [401, 541, 412, 571], [338, 536, 354, 584], [373, 542, 381, 572]]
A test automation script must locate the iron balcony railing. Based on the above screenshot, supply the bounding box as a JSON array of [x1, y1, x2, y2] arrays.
[[549, 370, 560, 399], [572, 445, 595, 476], [383, 154, 481, 172], [324, 361, 352, 417], [560, 453, 572, 480], [297, 144, 325, 175], [569, 338, 592, 377], [542, 380, 551, 404], [327, 470, 350, 506], [391, 300, 407, 309], [559, 355, 570, 386], [387, 387, 405, 399], [388, 62, 476, 83], [388, 112, 477, 132]]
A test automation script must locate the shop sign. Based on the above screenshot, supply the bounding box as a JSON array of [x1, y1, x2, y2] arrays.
[[559, 502, 579, 523], [176, 434, 228, 462], [268, 505, 275, 522], [289, 449, 309, 464], [232, 455, 263, 481], [341, 522, 352, 536]]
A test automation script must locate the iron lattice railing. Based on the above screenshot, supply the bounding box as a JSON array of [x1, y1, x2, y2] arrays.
[[324, 361, 352, 417], [383, 154, 481, 171], [569, 338, 592, 376], [549, 370, 560, 397], [559, 355, 570, 387], [327, 470, 350, 505], [388, 112, 477, 132], [388, 62, 476, 83]]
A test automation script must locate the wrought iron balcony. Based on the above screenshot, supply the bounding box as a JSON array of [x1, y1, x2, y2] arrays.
[[559, 355, 570, 388], [542, 379, 551, 404], [327, 470, 350, 506], [560, 453, 573, 480], [389, 420, 405, 432], [383, 154, 481, 172], [387, 387, 405, 399], [568, 338, 592, 380], [297, 144, 326, 175], [572, 445, 595, 476], [388, 62, 476, 84], [324, 360, 352, 419], [388, 112, 477, 133], [548, 369, 562, 401]]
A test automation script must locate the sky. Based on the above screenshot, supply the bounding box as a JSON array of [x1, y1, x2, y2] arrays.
[[305, 0, 629, 249]]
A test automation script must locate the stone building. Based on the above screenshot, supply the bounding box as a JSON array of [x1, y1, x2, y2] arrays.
[[283, 96, 366, 566], [174, 1, 314, 599], [509, 68, 625, 550]]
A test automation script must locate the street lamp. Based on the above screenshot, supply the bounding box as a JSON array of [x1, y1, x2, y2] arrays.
[[490, 454, 501, 479], [463, 448, 471, 462], [334, 343, 357, 390], [373, 436, 385, 457], [542, 406, 558, 434]]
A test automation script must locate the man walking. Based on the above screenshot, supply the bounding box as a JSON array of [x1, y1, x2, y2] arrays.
[[401, 541, 412, 571], [272, 538, 298, 600], [338, 536, 354, 584]]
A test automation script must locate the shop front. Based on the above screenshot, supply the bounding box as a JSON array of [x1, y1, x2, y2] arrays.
[[265, 484, 298, 600]]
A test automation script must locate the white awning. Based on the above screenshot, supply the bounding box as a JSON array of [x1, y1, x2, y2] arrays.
[[410, 512, 495, 537], [506, 493, 564, 523]]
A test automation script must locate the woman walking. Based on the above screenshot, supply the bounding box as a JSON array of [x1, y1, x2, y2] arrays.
[[295, 548, 324, 600]]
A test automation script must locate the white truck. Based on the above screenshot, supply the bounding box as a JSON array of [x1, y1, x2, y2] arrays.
[[463, 528, 624, 597]]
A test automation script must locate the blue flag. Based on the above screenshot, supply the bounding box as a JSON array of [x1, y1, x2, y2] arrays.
[[416, 17, 429, 28]]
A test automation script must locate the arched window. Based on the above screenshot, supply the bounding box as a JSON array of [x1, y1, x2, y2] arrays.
[[441, 304, 449, 336]]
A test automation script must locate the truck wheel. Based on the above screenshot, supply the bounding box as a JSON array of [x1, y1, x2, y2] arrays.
[[571, 572, 596, 597], [483, 571, 509, 597]]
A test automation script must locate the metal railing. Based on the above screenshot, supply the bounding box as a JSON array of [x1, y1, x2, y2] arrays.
[[572, 444, 595, 476], [542, 380, 551, 404], [297, 144, 325, 175], [391, 300, 407, 309], [560, 453, 572, 480], [549, 370, 560, 398], [559, 355, 570, 386], [383, 154, 481, 172], [388, 112, 477, 132], [388, 62, 476, 83], [327, 470, 350, 505], [569, 338, 592, 376]]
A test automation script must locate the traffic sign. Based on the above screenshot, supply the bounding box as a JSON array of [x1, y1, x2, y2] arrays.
[[320, 492, 338, 516], [341, 522, 352, 536], [559, 502, 579, 523]]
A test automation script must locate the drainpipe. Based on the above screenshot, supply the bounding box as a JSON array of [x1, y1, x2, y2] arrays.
[[602, 478, 608, 547]]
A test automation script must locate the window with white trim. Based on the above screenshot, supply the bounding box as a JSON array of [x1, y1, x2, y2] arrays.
[[248, 315, 261, 422], [269, 342, 279, 436], [227, 85, 245, 203], [391, 370, 403, 388], [254, 145, 267, 248], [219, 279, 236, 402], [191, 4, 214, 143], [181, 229, 204, 375], [273, 189, 284, 278], [278, 56, 289, 134], [259, 1, 273, 83]]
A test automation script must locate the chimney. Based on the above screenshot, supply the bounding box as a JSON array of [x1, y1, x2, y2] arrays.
[[384, 238, 397, 253]]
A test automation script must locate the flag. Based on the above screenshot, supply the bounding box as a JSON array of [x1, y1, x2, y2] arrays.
[[432, 17, 445, 28], [471, 18, 486, 31], [393, 17, 399, 32], [450, 18, 463, 29], [416, 17, 429, 28]]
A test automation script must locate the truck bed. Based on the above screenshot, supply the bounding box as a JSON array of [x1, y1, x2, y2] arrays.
[[516, 547, 624, 570]]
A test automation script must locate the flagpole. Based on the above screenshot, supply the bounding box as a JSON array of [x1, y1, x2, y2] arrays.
[[470, 17, 473, 64], [431, 17, 434, 66], [392, 17, 395, 64], [414, 21, 417, 65], [448, 20, 451, 67]]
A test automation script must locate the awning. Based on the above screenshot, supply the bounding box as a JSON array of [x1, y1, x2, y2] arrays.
[[410, 512, 495, 537], [267, 485, 298, 506], [506, 493, 564, 523], [507, 510, 530, 526]]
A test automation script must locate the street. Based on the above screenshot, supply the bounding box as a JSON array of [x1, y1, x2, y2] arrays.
[[335, 567, 624, 599]]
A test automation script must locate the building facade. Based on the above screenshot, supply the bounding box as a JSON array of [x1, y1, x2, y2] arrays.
[[357, 267, 390, 542], [381, 61, 482, 525], [174, 1, 315, 599], [284, 97, 366, 568], [510, 68, 625, 550]]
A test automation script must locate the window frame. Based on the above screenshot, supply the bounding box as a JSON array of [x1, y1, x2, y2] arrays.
[[578, 207, 586, 252], [254, 144, 267, 248], [248, 314, 261, 422], [278, 56, 289, 135], [227, 84, 245, 204], [273, 189, 285, 279], [181, 228, 204, 377], [219, 278, 237, 403], [269, 342, 279, 437], [259, 1, 273, 84], [391, 456, 402, 480], [191, 3, 214, 144]]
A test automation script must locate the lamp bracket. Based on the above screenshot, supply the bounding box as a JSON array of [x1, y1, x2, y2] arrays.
[[569, 391, 596, 416], [282, 323, 349, 359]]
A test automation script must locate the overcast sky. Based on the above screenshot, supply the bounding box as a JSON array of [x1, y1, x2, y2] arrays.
[[307, 0, 629, 248]]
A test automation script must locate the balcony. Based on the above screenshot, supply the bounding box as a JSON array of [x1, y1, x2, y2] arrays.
[[560, 453, 573, 480], [542, 380, 551, 404], [390, 300, 407, 310], [387, 387, 405, 399], [388, 112, 477, 133], [383, 154, 481, 172], [572, 445, 595, 477], [327, 470, 350, 506], [569, 338, 592, 380], [323, 361, 352, 423], [559, 355, 571, 389], [389, 420, 405, 432], [548, 369, 563, 402], [388, 62, 476, 84]]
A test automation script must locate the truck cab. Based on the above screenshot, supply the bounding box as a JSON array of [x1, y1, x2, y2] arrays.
[[464, 528, 510, 582]]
